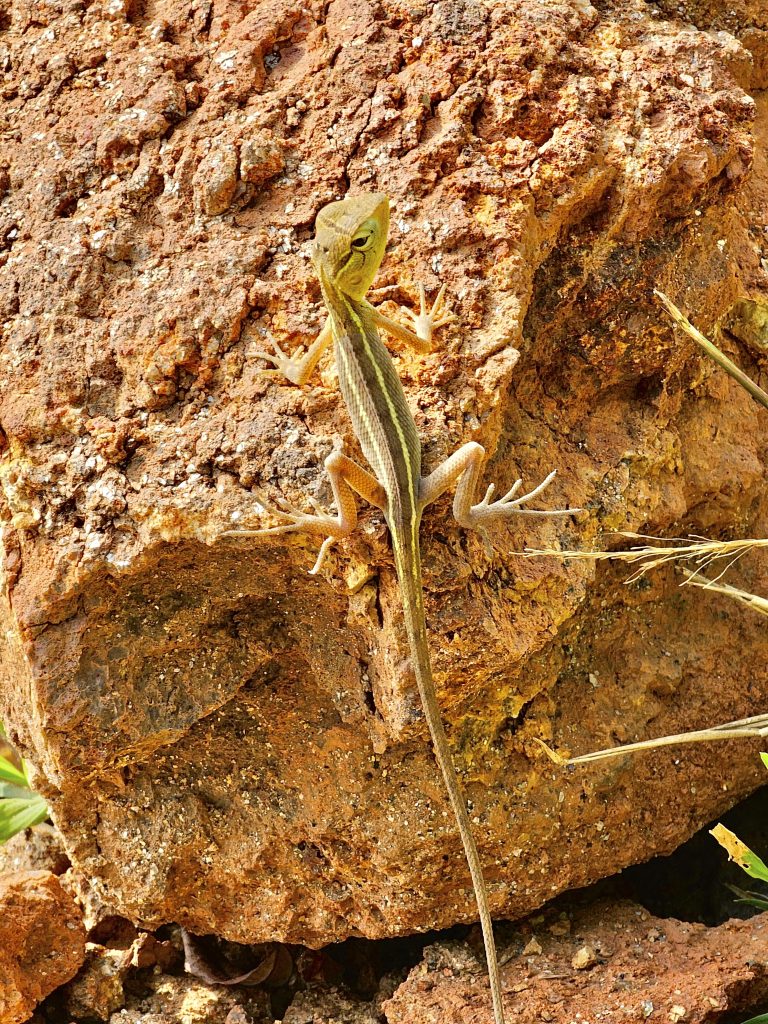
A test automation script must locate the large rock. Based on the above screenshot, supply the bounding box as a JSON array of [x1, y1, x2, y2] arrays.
[[0, 0, 767, 945], [0, 871, 86, 1024]]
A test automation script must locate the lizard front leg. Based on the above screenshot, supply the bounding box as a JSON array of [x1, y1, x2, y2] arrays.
[[251, 319, 333, 386], [419, 441, 578, 550], [365, 282, 455, 353], [253, 285, 454, 386], [221, 451, 386, 574]]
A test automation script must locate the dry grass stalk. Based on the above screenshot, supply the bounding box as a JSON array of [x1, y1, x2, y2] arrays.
[[529, 293, 768, 770], [536, 713, 768, 767], [679, 567, 768, 617], [654, 290, 768, 412], [526, 534, 768, 583]]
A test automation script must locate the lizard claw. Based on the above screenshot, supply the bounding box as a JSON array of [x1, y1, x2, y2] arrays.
[[250, 330, 307, 384], [219, 492, 309, 537], [309, 535, 337, 575], [220, 493, 343, 575], [401, 282, 457, 345], [469, 470, 581, 523]]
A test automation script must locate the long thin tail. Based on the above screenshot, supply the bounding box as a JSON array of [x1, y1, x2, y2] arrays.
[[392, 531, 506, 1024]]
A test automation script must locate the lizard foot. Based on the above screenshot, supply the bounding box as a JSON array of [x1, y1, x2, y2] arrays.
[[466, 470, 580, 526], [250, 329, 308, 386], [400, 283, 456, 345], [220, 493, 341, 575]]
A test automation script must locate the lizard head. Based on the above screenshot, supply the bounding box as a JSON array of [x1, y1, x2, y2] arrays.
[[312, 193, 389, 299]]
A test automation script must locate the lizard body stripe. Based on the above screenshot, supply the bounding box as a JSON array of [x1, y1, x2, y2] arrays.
[[327, 284, 424, 599], [334, 339, 397, 507], [327, 302, 401, 507], [339, 292, 420, 521], [318, 258, 420, 535]]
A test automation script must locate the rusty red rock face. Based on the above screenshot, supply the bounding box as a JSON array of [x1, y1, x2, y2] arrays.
[[385, 899, 768, 1023], [0, 0, 766, 947]]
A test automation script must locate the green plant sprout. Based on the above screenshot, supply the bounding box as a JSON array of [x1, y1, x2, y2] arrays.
[[709, 753, 768, 911], [0, 723, 49, 842]]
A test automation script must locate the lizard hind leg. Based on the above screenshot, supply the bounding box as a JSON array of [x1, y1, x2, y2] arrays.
[[419, 441, 578, 543], [220, 451, 387, 575]]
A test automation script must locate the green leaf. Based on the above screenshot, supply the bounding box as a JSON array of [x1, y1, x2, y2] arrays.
[[0, 795, 49, 842], [739, 1015, 768, 1024], [727, 884, 768, 911], [761, 752, 768, 771], [0, 755, 28, 789], [735, 895, 768, 911], [0, 781, 34, 801]]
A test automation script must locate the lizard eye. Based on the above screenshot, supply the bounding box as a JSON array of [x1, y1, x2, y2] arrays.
[[351, 233, 372, 251]]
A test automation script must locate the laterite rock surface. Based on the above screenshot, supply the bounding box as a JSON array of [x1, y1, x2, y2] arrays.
[[0, 870, 86, 1024], [0, 0, 767, 945], [385, 900, 768, 1024]]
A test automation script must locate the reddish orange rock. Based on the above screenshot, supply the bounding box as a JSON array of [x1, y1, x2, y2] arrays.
[[0, 0, 767, 950], [384, 900, 768, 1024], [0, 871, 86, 1024]]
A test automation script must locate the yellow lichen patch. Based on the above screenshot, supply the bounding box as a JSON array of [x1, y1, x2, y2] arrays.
[[472, 193, 500, 229]]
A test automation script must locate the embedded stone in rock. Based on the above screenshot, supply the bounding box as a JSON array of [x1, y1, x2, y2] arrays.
[[105, 976, 271, 1024], [0, 823, 69, 877], [0, 871, 86, 1024]]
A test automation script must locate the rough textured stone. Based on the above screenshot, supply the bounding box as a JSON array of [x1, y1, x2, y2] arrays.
[[384, 900, 768, 1023], [0, 870, 86, 1024], [105, 976, 270, 1024], [0, 0, 767, 948], [0, 823, 69, 877], [61, 944, 130, 1021], [35, 895, 768, 1023], [283, 989, 385, 1024]]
